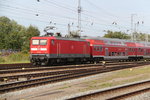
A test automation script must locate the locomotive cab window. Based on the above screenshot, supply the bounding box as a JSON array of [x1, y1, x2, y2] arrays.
[[32, 39, 47, 45], [51, 40, 55, 45], [40, 39, 47, 45], [32, 40, 39, 45]]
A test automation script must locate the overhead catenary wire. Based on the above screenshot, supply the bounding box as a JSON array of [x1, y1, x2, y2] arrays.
[[1, 0, 148, 36], [0, 3, 131, 29], [0, 7, 107, 34], [1, 0, 130, 28], [0, 16, 130, 37]]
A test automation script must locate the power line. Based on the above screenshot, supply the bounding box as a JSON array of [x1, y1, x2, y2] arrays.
[[0, 9, 107, 33], [43, 0, 77, 13], [0, 4, 122, 27], [1, 0, 140, 36], [85, 0, 118, 18]]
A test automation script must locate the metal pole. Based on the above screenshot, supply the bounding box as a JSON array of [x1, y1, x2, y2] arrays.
[[78, 0, 81, 36], [134, 23, 137, 41], [68, 23, 70, 34], [131, 14, 133, 41], [131, 14, 137, 41], [146, 33, 148, 43]]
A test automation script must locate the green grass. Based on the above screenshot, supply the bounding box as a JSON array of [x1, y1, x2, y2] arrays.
[[0, 52, 30, 64], [80, 66, 150, 92], [58, 85, 71, 90]]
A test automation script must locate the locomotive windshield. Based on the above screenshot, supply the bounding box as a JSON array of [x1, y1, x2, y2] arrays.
[[32, 40, 39, 45], [40, 39, 47, 45], [32, 39, 47, 45]]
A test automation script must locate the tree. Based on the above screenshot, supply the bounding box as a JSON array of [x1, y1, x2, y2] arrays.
[[132, 32, 150, 42], [0, 16, 40, 52], [0, 16, 12, 49], [22, 25, 40, 51], [103, 30, 130, 39]]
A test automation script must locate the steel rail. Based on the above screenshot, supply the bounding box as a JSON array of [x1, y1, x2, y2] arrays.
[[0, 62, 149, 94], [0, 61, 149, 82], [0, 62, 134, 74], [67, 80, 150, 100]]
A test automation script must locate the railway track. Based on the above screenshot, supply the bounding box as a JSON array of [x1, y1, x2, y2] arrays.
[[0, 62, 137, 74], [0, 61, 150, 94], [0, 61, 149, 82], [0, 61, 137, 70], [67, 80, 150, 100], [0, 61, 145, 74], [0, 63, 32, 70]]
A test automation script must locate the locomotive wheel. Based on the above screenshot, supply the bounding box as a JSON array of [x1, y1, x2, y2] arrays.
[[33, 62, 37, 66]]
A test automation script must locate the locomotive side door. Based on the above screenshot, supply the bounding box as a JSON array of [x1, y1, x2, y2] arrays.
[[105, 48, 109, 56], [83, 45, 86, 57], [125, 48, 128, 56], [57, 42, 60, 57]]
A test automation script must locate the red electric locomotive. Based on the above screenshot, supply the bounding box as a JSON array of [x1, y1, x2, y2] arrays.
[[30, 36, 90, 65]]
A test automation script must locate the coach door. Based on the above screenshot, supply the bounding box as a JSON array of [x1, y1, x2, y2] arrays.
[[105, 48, 109, 56], [57, 43, 61, 57], [125, 49, 128, 56], [144, 49, 146, 56]]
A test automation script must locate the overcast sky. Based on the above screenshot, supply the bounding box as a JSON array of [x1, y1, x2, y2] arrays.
[[0, 0, 150, 37]]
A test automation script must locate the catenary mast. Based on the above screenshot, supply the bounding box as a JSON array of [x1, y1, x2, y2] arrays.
[[78, 0, 82, 36]]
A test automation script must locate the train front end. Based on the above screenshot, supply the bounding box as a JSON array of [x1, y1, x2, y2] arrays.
[[30, 37, 53, 65]]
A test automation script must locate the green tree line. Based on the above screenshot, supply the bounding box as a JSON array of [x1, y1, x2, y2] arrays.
[[103, 30, 130, 39], [103, 30, 150, 42], [0, 16, 40, 52]]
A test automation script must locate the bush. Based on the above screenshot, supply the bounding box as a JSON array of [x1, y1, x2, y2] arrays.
[[6, 52, 29, 62], [0, 57, 5, 63]]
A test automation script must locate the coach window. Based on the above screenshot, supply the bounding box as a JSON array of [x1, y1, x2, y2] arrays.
[[40, 40, 47, 45], [94, 47, 96, 51], [112, 52, 114, 56], [115, 52, 117, 56], [118, 52, 120, 56], [129, 48, 131, 52], [121, 52, 124, 56], [100, 46, 103, 51], [109, 52, 111, 56], [123, 52, 125, 56], [95, 46, 97, 51], [96, 47, 99, 51], [140, 48, 141, 52], [32, 40, 39, 45]]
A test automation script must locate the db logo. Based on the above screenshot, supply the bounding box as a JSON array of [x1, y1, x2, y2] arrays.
[[37, 46, 40, 50]]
